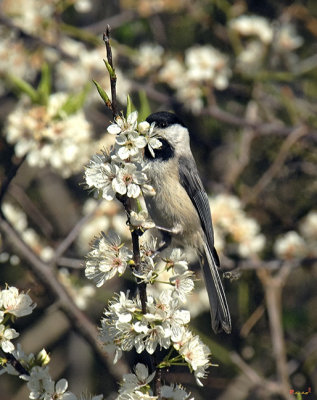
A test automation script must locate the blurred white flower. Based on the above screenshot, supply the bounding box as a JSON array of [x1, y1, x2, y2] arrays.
[[274, 231, 307, 259], [0, 0, 55, 40], [158, 58, 186, 89], [74, 0, 92, 13], [210, 194, 266, 257], [0, 28, 37, 95], [185, 45, 231, 89], [230, 15, 274, 44], [237, 40, 265, 71], [134, 44, 164, 76], [275, 23, 303, 52], [0, 286, 36, 317], [56, 39, 130, 105], [300, 211, 317, 240], [5, 93, 95, 177]]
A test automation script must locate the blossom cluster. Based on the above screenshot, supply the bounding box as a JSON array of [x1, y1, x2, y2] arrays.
[[99, 290, 210, 386], [209, 194, 266, 258], [5, 93, 96, 177], [230, 15, 303, 73], [84, 111, 158, 200], [274, 211, 317, 259], [0, 287, 35, 353], [0, 286, 102, 400], [83, 109, 211, 395]]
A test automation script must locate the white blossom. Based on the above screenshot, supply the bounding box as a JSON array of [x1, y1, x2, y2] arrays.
[[85, 232, 132, 287], [300, 211, 317, 240], [274, 231, 307, 259], [5, 93, 95, 177], [130, 210, 155, 231], [210, 194, 266, 257], [112, 163, 148, 198], [1, 286, 36, 317], [161, 384, 193, 400], [0, 324, 19, 353], [185, 45, 231, 89], [230, 15, 274, 44], [119, 363, 155, 395], [176, 330, 210, 386], [134, 44, 164, 76]]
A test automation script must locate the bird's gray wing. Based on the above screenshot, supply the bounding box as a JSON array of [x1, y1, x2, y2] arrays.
[[178, 155, 220, 266], [178, 155, 231, 334]]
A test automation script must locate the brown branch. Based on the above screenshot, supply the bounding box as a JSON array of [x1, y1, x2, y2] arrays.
[[225, 102, 258, 188], [2, 352, 29, 376], [0, 155, 26, 214], [230, 352, 282, 395], [8, 183, 54, 238], [243, 126, 308, 204], [201, 105, 317, 140], [0, 215, 111, 368], [51, 200, 101, 262], [257, 267, 292, 399]]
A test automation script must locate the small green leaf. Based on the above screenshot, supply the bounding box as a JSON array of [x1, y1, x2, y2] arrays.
[[93, 79, 112, 107], [126, 94, 135, 117], [138, 90, 151, 122], [7, 74, 39, 103], [103, 59, 116, 79], [37, 63, 51, 105]]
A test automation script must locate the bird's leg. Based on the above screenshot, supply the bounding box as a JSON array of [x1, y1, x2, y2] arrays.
[[151, 224, 182, 257]]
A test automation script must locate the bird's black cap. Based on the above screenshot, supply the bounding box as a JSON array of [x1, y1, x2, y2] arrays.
[[146, 111, 186, 129]]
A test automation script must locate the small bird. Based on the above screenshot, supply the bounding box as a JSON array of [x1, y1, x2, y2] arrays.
[[143, 111, 231, 334]]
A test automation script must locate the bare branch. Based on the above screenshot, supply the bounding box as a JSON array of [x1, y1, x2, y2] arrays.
[[51, 200, 101, 262], [0, 155, 26, 214], [257, 267, 292, 399], [243, 126, 308, 203], [0, 215, 111, 368]]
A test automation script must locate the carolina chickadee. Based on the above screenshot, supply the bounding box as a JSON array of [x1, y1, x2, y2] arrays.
[[143, 111, 231, 334]]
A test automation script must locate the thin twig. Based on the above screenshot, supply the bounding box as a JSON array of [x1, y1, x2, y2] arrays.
[[243, 126, 308, 203], [8, 183, 54, 238], [225, 101, 258, 188], [2, 352, 29, 376], [51, 200, 101, 263], [103, 25, 118, 119], [230, 351, 282, 395]]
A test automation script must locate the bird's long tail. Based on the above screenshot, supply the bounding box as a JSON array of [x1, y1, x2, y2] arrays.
[[201, 242, 231, 334]]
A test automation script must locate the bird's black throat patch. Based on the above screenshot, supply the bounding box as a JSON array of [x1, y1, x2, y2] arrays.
[[144, 139, 174, 161]]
